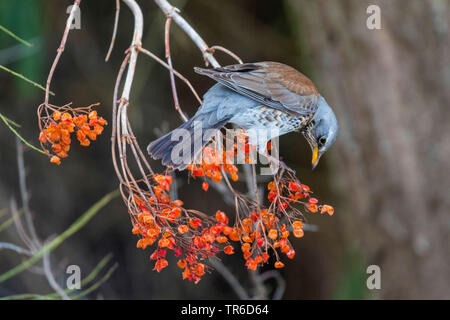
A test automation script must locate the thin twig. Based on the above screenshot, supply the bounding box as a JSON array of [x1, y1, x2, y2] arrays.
[[105, 0, 120, 62], [0, 190, 119, 284], [9, 199, 34, 251], [165, 17, 188, 122], [0, 242, 32, 256], [16, 138, 41, 250], [153, 0, 220, 67], [42, 242, 70, 300], [45, 0, 82, 104], [138, 47, 202, 104], [120, 0, 143, 105], [209, 45, 243, 64]]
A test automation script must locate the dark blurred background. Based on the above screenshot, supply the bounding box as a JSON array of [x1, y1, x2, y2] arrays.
[[0, 0, 449, 299]]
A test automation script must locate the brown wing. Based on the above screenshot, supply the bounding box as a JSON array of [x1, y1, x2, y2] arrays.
[[194, 61, 319, 116]]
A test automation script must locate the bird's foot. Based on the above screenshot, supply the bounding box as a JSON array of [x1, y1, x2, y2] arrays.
[[263, 153, 296, 176], [278, 159, 296, 175]]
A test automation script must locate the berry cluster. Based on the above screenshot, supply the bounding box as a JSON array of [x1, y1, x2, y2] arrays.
[[38, 103, 107, 165], [130, 142, 334, 282]]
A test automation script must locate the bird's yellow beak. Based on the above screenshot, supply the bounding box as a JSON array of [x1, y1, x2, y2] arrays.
[[311, 145, 319, 170]]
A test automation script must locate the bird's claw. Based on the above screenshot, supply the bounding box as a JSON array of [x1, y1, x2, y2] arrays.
[[278, 160, 296, 175]]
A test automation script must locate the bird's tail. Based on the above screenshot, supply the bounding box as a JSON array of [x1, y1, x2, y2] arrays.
[[147, 115, 227, 170]]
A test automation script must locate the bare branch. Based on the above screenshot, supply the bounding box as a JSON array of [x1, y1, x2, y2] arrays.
[[139, 47, 202, 104], [105, 0, 120, 62], [42, 241, 70, 300], [153, 0, 220, 67], [165, 17, 188, 122], [45, 0, 82, 104], [16, 138, 40, 251], [209, 45, 243, 64], [0, 242, 32, 256]]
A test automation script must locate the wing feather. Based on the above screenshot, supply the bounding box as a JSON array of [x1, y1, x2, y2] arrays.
[[194, 62, 319, 116]]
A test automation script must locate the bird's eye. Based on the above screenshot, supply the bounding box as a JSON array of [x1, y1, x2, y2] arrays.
[[318, 136, 327, 146]]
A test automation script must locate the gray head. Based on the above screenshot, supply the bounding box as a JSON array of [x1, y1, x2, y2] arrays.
[[303, 96, 338, 169]]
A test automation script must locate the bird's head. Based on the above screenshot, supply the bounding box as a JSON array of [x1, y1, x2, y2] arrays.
[[303, 96, 338, 170]]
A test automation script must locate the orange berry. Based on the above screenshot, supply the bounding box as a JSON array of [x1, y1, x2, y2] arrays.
[[293, 229, 304, 238], [88, 131, 97, 141], [98, 117, 108, 126], [224, 245, 234, 255], [57, 151, 68, 158], [288, 181, 300, 192], [178, 224, 188, 234], [93, 125, 104, 135], [268, 181, 276, 191], [215, 210, 228, 224], [246, 260, 257, 270], [173, 200, 184, 206], [243, 251, 252, 260], [286, 249, 296, 259], [222, 226, 233, 236], [170, 207, 181, 219], [52, 143, 62, 153], [274, 261, 285, 269], [268, 190, 277, 202], [241, 243, 251, 252], [50, 156, 61, 165], [88, 110, 98, 120], [147, 228, 160, 237], [292, 220, 303, 230], [153, 259, 168, 272], [215, 236, 228, 243], [81, 124, 91, 135], [132, 225, 140, 234], [52, 111, 61, 121], [39, 132, 47, 143], [254, 256, 263, 264], [182, 268, 191, 280], [76, 129, 86, 142], [61, 112, 72, 121], [189, 218, 202, 229], [307, 204, 318, 213], [158, 238, 170, 248], [229, 228, 240, 241], [193, 168, 204, 177], [268, 229, 278, 240], [177, 259, 187, 269], [80, 138, 90, 147], [202, 182, 209, 192], [321, 204, 334, 216], [195, 263, 205, 277]]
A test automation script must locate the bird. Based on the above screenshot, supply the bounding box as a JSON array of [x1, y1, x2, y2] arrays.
[[147, 61, 338, 171]]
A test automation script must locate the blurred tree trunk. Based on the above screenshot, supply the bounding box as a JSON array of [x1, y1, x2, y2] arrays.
[[285, 0, 450, 299]]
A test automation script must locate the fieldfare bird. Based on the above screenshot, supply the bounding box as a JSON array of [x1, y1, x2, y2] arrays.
[[147, 61, 338, 170]]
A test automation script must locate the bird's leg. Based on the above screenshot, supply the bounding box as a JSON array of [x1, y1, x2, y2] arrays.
[[278, 158, 296, 175], [259, 151, 296, 176]]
